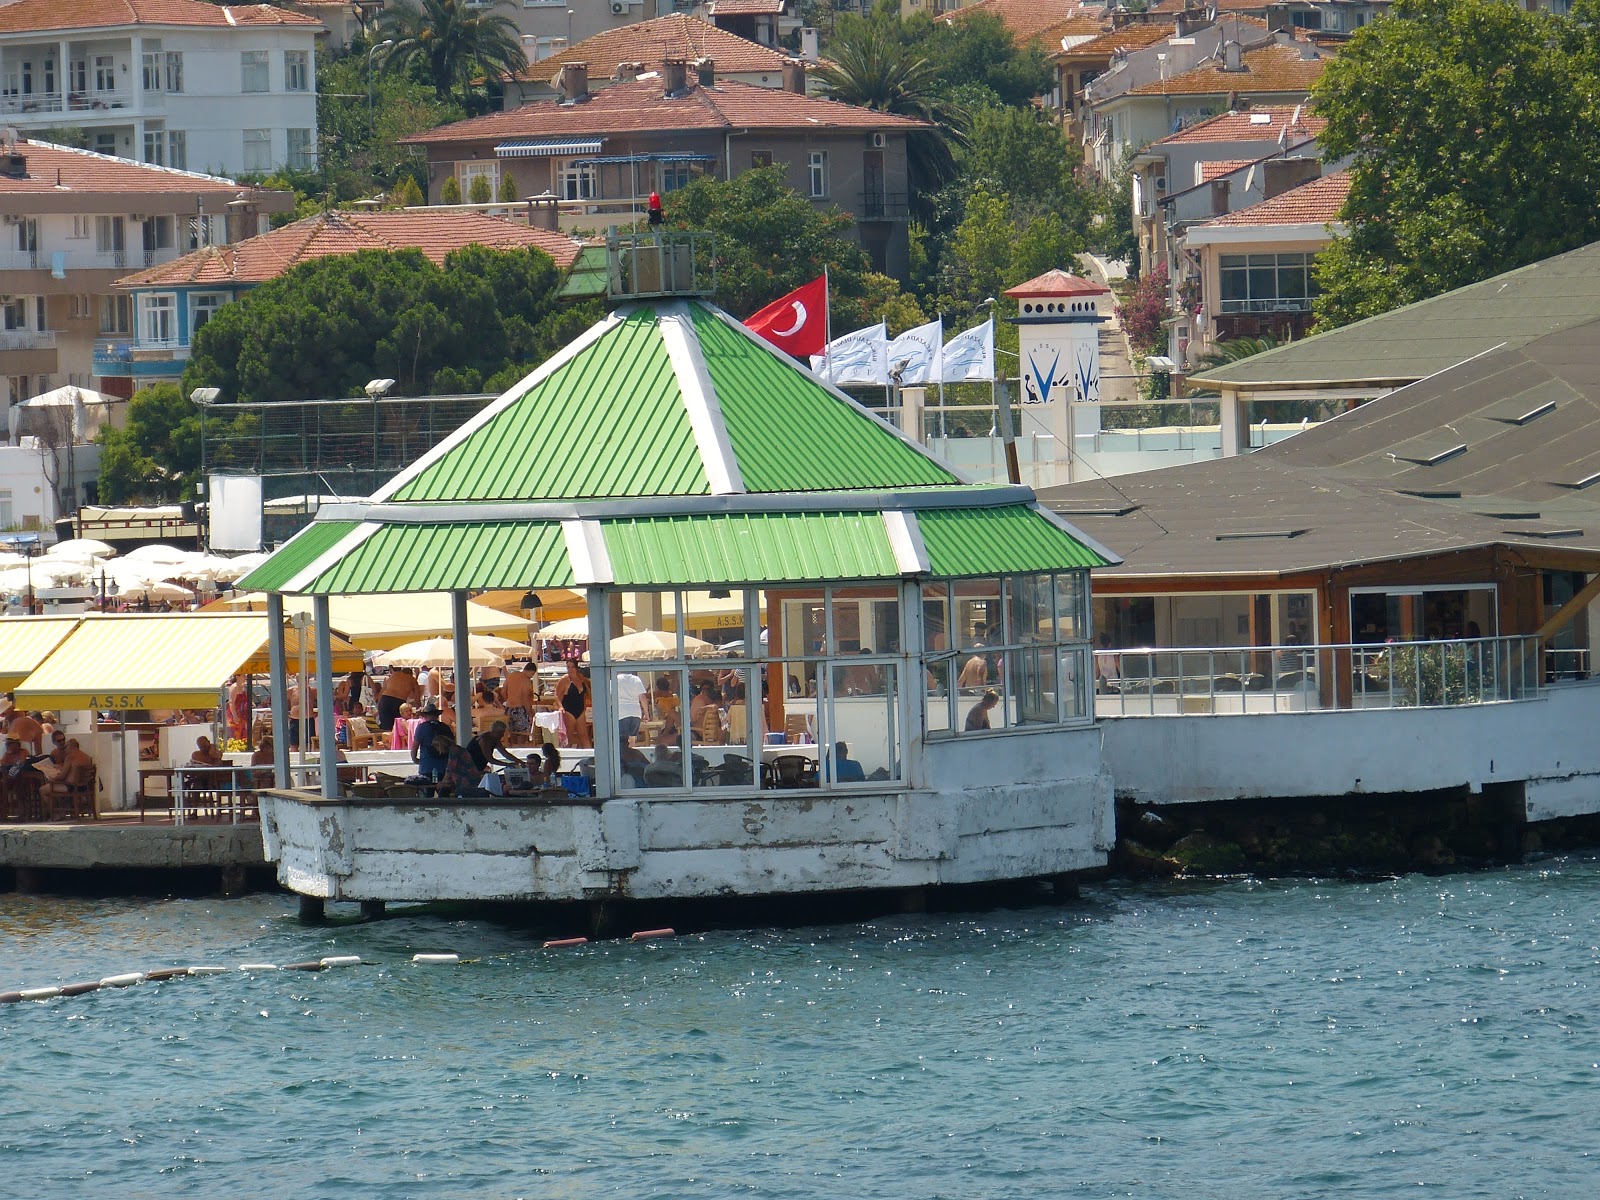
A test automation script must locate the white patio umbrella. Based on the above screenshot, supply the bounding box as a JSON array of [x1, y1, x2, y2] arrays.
[[46, 538, 116, 560], [120, 543, 193, 565], [374, 634, 531, 670], [115, 579, 196, 602], [26, 559, 93, 586], [608, 629, 717, 661], [536, 614, 636, 640], [212, 552, 268, 582]]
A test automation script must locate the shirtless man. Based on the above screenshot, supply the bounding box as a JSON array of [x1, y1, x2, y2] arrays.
[[42, 738, 94, 810], [378, 668, 421, 733], [6, 709, 43, 754]]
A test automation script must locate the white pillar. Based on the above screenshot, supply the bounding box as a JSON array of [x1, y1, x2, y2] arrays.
[[898, 578, 925, 789], [266, 592, 290, 788], [130, 36, 142, 109], [313, 594, 338, 798], [1219, 387, 1246, 457], [451, 590, 472, 742], [587, 586, 616, 798], [58, 40, 69, 113]]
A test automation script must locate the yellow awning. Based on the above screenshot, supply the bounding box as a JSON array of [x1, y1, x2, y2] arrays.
[[235, 624, 366, 675], [0, 615, 82, 691], [472, 588, 586, 621], [204, 592, 528, 650], [15, 613, 357, 711]]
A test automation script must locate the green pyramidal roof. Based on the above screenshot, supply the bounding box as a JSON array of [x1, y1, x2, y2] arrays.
[[380, 299, 959, 505]]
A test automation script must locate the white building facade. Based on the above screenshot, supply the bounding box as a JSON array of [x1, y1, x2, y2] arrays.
[[0, 0, 321, 177]]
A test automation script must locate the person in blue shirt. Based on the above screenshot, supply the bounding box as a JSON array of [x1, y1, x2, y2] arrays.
[[832, 741, 866, 783]]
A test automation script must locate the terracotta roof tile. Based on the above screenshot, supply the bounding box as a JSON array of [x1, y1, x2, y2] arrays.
[[509, 14, 784, 84], [1128, 41, 1329, 96], [941, 0, 1100, 44], [0, 137, 291, 202], [113, 210, 584, 288], [1205, 170, 1350, 226], [1058, 24, 1171, 58], [1198, 158, 1250, 182], [1035, 15, 1109, 47], [1156, 104, 1324, 145], [404, 77, 926, 145], [1004, 268, 1110, 299], [0, 0, 319, 34]]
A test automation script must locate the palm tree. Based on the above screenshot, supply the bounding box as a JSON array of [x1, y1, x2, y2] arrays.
[[813, 25, 965, 219], [378, 0, 527, 105]]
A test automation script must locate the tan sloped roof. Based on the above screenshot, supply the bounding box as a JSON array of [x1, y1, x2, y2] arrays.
[[1157, 105, 1324, 145], [509, 13, 785, 84], [1205, 171, 1350, 227], [403, 77, 926, 145], [1128, 42, 1330, 97], [0, 0, 319, 33], [941, 0, 1099, 44], [0, 138, 292, 206], [1057, 24, 1170, 60], [113, 210, 583, 288]]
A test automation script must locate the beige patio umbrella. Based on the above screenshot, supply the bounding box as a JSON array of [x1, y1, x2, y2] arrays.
[[608, 629, 717, 661], [46, 538, 116, 560], [535, 614, 636, 639], [373, 634, 531, 670]]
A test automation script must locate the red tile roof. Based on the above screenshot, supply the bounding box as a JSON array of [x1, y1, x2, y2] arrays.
[[0, 0, 319, 34], [113, 210, 584, 288], [508, 14, 785, 85], [1127, 42, 1330, 96], [1205, 170, 1350, 226], [1005, 269, 1110, 299], [1198, 159, 1250, 182], [0, 138, 292, 203], [404, 77, 926, 145], [1156, 104, 1324, 145], [1057, 23, 1171, 59], [1035, 15, 1109, 47], [942, 0, 1100, 44]]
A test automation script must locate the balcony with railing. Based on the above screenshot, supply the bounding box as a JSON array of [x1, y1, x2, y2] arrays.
[[0, 246, 180, 276], [859, 191, 909, 221], [0, 328, 60, 372], [0, 329, 58, 352], [93, 337, 188, 377], [0, 90, 136, 117], [1093, 636, 1556, 717]]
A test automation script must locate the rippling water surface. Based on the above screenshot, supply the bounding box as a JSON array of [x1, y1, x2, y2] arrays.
[[4, 861, 1599, 1199]]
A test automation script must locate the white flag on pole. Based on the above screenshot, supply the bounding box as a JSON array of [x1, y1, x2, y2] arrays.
[[811, 322, 888, 385], [940, 318, 995, 382], [886, 318, 943, 386]]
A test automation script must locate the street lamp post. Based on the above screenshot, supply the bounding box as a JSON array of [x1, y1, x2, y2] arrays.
[[368, 39, 395, 121]]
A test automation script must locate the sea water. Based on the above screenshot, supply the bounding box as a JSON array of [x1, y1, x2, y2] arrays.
[[3, 860, 1598, 1199]]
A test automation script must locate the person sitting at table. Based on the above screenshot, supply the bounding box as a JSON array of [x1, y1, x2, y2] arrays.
[[540, 743, 561, 783], [389, 702, 417, 751], [652, 676, 680, 726], [1, 736, 28, 776], [431, 733, 488, 798], [831, 741, 866, 783], [42, 738, 94, 806], [619, 743, 649, 788], [470, 721, 524, 773], [250, 735, 274, 788], [6, 709, 43, 754], [189, 736, 226, 768], [965, 689, 1001, 731]]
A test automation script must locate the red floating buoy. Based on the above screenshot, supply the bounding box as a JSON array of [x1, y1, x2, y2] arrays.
[[630, 928, 675, 942], [542, 937, 588, 949]]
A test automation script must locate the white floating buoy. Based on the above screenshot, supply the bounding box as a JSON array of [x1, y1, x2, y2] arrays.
[[320, 955, 361, 968], [186, 966, 229, 976], [19, 986, 61, 1001], [411, 953, 460, 965], [99, 973, 145, 988], [239, 963, 279, 972]]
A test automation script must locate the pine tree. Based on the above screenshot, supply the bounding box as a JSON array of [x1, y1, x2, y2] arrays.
[[468, 173, 492, 205], [440, 175, 462, 204], [498, 172, 519, 203]]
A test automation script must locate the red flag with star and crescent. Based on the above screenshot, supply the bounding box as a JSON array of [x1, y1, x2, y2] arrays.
[[743, 275, 828, 358]]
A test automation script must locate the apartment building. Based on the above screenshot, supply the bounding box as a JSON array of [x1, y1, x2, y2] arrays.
[[0, 136, 293, 408], [0, 0, 321, 177]]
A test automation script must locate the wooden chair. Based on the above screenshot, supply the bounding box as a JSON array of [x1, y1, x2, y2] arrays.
[[47, 766, 97, 821], [697, 704, 726, 746], [726, 702, 748, 743], [783, 714, 810, 744], [346, 717, 375, 751]]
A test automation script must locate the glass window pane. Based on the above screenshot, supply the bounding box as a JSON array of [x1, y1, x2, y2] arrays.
[[827, 662, 897, 783]]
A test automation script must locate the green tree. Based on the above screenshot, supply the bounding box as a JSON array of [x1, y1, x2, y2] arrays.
[[1312, 0, 1600, 327], [95, 384, 204, 503], [440, 175, 462, 203], [920, 12, 1051, 109], [378, 0, 526, 104], [939, 185, 1084, 316], [468, 172, 492, 204], [498, 172, 519, 203], [392, 175, 425, 207]]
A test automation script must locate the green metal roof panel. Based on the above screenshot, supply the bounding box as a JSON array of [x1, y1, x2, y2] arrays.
[[238, 520, 359, 592], [299, 521, 574, 594], [919, 505, 1109, 576], [557, 245, 609, 300], [390, 309, 710, 502], [602, 511, 899, 587], [1190, 240, 1600, 391], [691, 305, 961, 493]]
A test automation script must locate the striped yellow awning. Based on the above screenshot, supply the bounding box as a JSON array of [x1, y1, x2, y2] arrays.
[[0, 616, 82, 691], [14, 613, 362, 711]]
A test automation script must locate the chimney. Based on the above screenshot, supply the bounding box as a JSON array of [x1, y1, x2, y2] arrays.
[[1220, 40, 1244, 71], [1175, 3, 1207, 36], [663, 58, 688, 96], [799, 26, 820, 62], [1299, 39, 1319, 61], [0, 152, 25, 179], [782, 57, 805, 94], [1263, 158, 1320, 199], [695, 56, 715, 88], [613, 59, 643, 82], [558, 61, 589, 103]]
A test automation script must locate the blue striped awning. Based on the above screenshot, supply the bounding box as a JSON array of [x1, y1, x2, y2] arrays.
[[570, 153, 719, 165], [495, 138, 603, 158]]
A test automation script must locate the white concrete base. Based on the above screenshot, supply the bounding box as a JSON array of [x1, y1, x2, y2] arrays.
[[258, 726, 1113, 903], [1101, 680, 1600, 823]]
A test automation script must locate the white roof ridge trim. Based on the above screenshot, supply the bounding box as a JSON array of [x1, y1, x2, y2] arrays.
[[316, 485, 1038, 524], [658, 301, 744, 495], [371, 310, 625, 502], [883, 510, 929, 575], [281, 521, 384, 593], [562, 519, 613, 586]]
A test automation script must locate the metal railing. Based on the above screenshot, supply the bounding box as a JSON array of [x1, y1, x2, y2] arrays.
[[0, 329, 57, 352], [1094, 636, 1548, 717], [859, 191, 909, 221], [0, 91, 134, 115]]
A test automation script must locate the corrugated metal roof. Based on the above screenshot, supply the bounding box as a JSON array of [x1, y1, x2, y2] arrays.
[[602, 511, 899, 586], [0, 616, 81, 690], [16, 614, 275, 710], [299, 521, 574, 594], [691, 306, 960, 493], [390, 309, 710, 501], [238, 520, 359, 592], [919, 505, 1110, 576]]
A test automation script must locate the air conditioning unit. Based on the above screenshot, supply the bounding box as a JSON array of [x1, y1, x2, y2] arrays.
[[610, 0, 627, 12], [870, 132, 886, 148]]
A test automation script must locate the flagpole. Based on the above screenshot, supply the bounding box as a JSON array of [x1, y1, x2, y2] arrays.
[[823, 264, 832, 383], [936, 310, 946, 442]]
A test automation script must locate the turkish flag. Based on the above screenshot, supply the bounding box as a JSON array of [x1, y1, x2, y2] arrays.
[[744, 275, 828, 358]]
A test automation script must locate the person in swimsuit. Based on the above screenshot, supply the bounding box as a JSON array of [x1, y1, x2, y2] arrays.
[[558, 659, 591, 748]]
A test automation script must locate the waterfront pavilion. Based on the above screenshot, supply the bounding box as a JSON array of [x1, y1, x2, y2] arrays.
[[238, 238, 1121, 905]]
